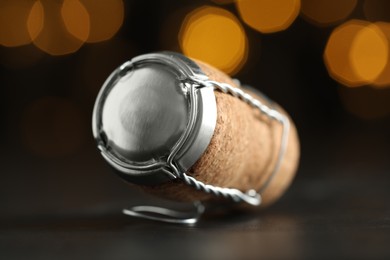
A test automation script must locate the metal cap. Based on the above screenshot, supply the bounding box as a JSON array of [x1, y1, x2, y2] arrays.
[[92, 52, 217, 185]]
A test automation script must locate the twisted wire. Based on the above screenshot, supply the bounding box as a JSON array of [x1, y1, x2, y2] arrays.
[[179, 172, 261, 206], [205, 80, 285, 123], [174, 79, 290, 206]]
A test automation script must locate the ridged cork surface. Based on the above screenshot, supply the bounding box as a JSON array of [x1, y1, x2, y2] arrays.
[[142, 60, 300, 208]]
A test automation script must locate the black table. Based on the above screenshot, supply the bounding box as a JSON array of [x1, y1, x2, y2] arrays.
[[1, 175, 389, 260]]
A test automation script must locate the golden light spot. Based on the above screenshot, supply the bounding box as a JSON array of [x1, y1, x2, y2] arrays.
[[350, 24, 388, 82], [27, 1, 86, 56], [21, 97, 86, 157], [0, 1, 37, 47], [301, 0, 357, 27], [27, 1, 44, 40], [80, 0, 124, 43], [324, 20, 370, 87], [179, 6, 248, 75], [236, 0, 300, 33], [371, 22, 390, 88], [61, 0, 90, 41]]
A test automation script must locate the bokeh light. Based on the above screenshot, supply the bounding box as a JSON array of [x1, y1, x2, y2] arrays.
[[61, 0, 90, 41], [179, 6, 248, 75], [372, 22, 390, 88], [363, 0, 390, 22], [27, 0, 87, 56], [21, 97, 86, 157], [27, 1, 44, 41], [300, 0, 357, 27], [236, 0, 300, 33], [80, 0, 124, 43], [324, 20, 370, 87], [0, 1, 37, 47], [350, 23, 388, 83]]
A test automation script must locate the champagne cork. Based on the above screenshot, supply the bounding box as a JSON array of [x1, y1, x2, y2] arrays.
[[92, 52, 300, 211]]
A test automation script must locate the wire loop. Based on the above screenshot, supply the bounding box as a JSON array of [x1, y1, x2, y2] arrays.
[[173, 79, 290, 207], [123, 79, 290, 224]]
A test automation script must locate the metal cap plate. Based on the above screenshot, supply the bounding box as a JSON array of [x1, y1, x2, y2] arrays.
[[92, 52, 217, 185]]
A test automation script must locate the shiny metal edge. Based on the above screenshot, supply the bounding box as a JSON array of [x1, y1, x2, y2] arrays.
[[175, 86, 216, 172], [92, 52, 217, 185]]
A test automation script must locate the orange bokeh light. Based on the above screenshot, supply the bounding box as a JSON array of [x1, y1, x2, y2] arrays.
[[80, 0, 124, 43], [61, 0, 90, 42], [371, 22, 390, 88], [27, 0, 88, 56], [236, 0, 301, 33], [0, 1, 37, 47], [26, 0, 124, 55], [301, 0, 357, 27], [324, 20, 389, 87], [324, 20, 369, 87], [324, 20, 389, 88], [179, 6, 248, 75], [350, 23, 388, 83], [27, 1, 44, 41]]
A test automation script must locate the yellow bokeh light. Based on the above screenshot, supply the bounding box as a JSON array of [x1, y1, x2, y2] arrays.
[[179, 6, 248, 75], [325, 20, 389, 88], [371, 22, 390, 88], [350, 24, 388, 83], [301, 0, 357, 27], [80, 0, 124, 43], [61, 0, 90, 41], [236, 0, 300, 33], [0, 1, 37, 47], [27, 1, 44, 41], [27, 1, 87, 56], [324, 20, 371, 87]]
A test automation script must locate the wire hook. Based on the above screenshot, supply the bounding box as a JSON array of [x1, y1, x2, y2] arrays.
[[123, 201, 205, 225]]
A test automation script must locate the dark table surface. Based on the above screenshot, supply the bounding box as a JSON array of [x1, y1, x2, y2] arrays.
[[2, 1, 390, 258], [1, 126, 390, 259], [1, 174, 389, 260]]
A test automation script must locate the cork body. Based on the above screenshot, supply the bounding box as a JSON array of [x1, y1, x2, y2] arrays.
[[144, 60, 300, 208]]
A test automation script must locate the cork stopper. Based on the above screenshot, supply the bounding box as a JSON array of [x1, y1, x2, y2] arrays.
[[93, 52, 300, 209], [144, 59, 300, 208]]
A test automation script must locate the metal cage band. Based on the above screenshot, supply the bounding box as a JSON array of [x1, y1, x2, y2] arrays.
[[124, 79, 291, 225], [171, 79, 291, 207]]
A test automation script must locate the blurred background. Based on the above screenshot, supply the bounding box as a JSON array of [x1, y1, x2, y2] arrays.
[[2, 0, 390, 258], [1, 0, 390, 233]]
